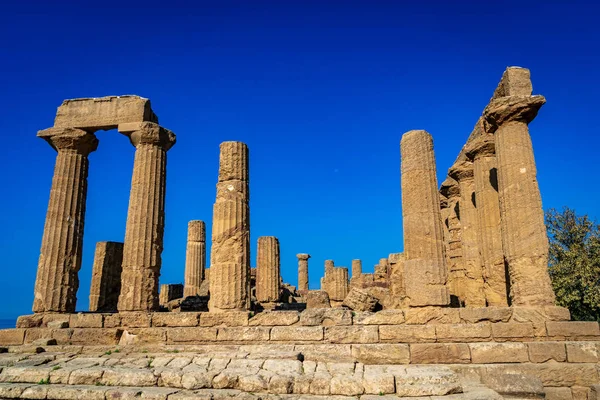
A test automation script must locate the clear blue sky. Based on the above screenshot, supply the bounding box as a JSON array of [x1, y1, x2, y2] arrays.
[[0, 1, 598, 319]]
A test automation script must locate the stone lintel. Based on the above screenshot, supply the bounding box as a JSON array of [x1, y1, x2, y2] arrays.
[[54, 95, 158, 131]]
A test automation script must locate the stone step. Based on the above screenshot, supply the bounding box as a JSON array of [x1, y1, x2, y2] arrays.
[[0, 352, 464, 397]]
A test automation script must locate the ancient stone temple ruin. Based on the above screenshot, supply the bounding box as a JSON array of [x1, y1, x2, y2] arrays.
[[1, 68, 600, 400]]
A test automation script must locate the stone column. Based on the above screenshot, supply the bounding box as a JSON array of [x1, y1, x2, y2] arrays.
[[440, 178, 466, 306], [159, 284, 183, 307], [466, 135, 509, 306], [209, 141, 251, 311], [323, 259, 334, 294], [89, 241, 123, 312], [330, 267, 349, 301], [351, 259, 362, 278], [256, 236, 281, 303], [297, 253, 310, 291], [33, 127, 98, 313], [400, 130, 449, 306], [448, 160, 486, 307], [484, 94, 555, 306], [184, 220, 206, 297], [117, 122, 176, 311]]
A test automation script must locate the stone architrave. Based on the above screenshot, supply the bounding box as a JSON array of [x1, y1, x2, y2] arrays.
[[208, 141, 251, 312], [483, 70, 555, 306], [297, 253, 310, 292], [159, 284, 183, 307], [117, 122, 176, 311], [89, 241, 123, 312], [466, 133, 509, 306], [33, 127, 99, 313], [256, 236, 281, 303], [184, 220, 206, 297], [400, 130, 450, 306], [448, 160, 486, 307], [440, 178, 466, 306]]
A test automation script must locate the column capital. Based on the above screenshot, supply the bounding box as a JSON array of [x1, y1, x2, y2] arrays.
[[119, 121, 176, 150], [440, 177, 460, 199], [448, 160, 474, 182], [465, 135, 496, 160], [296, 253, 311, 260], [483, 95, 545, 133], [37, 127, 98, 155]]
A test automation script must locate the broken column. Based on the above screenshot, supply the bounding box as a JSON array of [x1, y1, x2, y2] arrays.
[[117, 122, 176, 311], [400, 130, 450, 306], [209, 141, 251, 312], [159, 284, 183, 307], [297, 253, 310, 292], [483, 68, 555, 306], [33, 127, 98, 313], [329, 267, 349, 302], [351, 259, 362, 278], [466, 133, 509, 306], [256, 236, 281, 303], [448, 159, 486, 307], [89, 241, 123, 312], [184, 220, 206, 297], [323, 259, 335, 293]]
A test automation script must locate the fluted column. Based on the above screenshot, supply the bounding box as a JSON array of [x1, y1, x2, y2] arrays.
[[297, 253, 310, 291], [184, 220, 206, 297], [448, 160, 486, 307], [117, 122, 176, 311], [89, 241, 123, 312], [484, 94, 555, 306], [400, 130, 449, 306], [209, 141, 250, 312], [256, 236, 280, 302], [33, 128, 98, 313], [440, 178, 467, 306], [466, 135, 508, 306], [351, 259, 362, 278], [330, 267, 349, 301]]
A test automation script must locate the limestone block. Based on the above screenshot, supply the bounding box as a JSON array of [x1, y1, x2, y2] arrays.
[[353, 310, 405, 325], [470, 342, 529, 363], [546, 321, 600, 338], [459, 307, 512, 323], [362, 368, 395, 394], [325, 326, 378, 343], [590, 385, 600, 400], [0, 329, 25, 346], [299, 309, 352, 326], [166, 327, 217, 343], [410, 343, 471, 364], [248, 311, 299, 326], [69, 313, 103, 328], [120, 327, 166, 344], [151, 312, 201, 327], [270, 326, 323, 341], [89, 241, 123, 312], [491, 322, 535, 340], [70, 328, 122, 345], [352, 344, 410, 364], [395, 366, 462, 397], [544, 387, 574, 400], [527, 342, 566, 363], [330, 375, 364, 395], [571, 386, 590, 400], [342, 288, 378, 311], [295, 344, 354, 363], [16, 315, 42, 329], [481, 371, 544, 398], [217, 327, 270, 341], [54, 95, 158, 130], [379, 325, 436, 342], [119, 312, 152, 328], [566, 342, 598, 363], [485, 363, 599, 388], [435, 323, 492, 342], [405, 307, 460, 324], [200, 311, 249, 327]]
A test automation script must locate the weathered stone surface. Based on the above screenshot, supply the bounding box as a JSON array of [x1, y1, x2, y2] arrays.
[[305, 291, 331, 309], [352, 344, 410, 364], [217, 327, 270, 342], [248, 311, 299, 326], [353, 310, 405, 325], [299, 309, 352, 326], [325, 326, 378, 343], [410, 343, 471, 364], [405, 308, 460, 324], [152, 312, 201, 327], [70, 313, 103, 328], [16, 315, 42, 329], [527, 342, 566, 363], [89, 241, 123, 312], [566, 342, 598, 363], [295, 344, 354, 362], [167, 327, 218, 343], [327, 267, 349, 302], [209, 142, 250, 312], [54, 95, 157, 130], [159, 284, 184, 307], [342, 288, 378, 312], [545, 387, 574, 400], [379, 325, 436, 342], [400, 130, 449, 306], [470, 342, 529, 363], [435, 323, 491, 342], [459, 307, 512, 323], [118, 122, 176, 311], [70, 328, 122, 345], [270, 326, 323, 341], [395, 366, 462, 397], [34, 128, 98, 313], [120, 312, 152, 328], [546, 321, 600, 338], [296, 254, 310, 292], [200, 312, 249, 327], [184, 221, 206, 298], [256, 236, 280, 303], [491, 322, 535, 340], [0, 329, 25, 346]]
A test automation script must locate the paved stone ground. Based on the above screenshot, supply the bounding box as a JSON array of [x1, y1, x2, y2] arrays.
[[0, 348, 509, 399]]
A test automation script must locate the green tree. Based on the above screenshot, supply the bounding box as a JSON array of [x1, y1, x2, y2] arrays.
[[546, 207, 600, 321]]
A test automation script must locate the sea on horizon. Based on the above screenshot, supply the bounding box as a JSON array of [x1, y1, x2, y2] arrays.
[[0, 318, 16, 330]]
